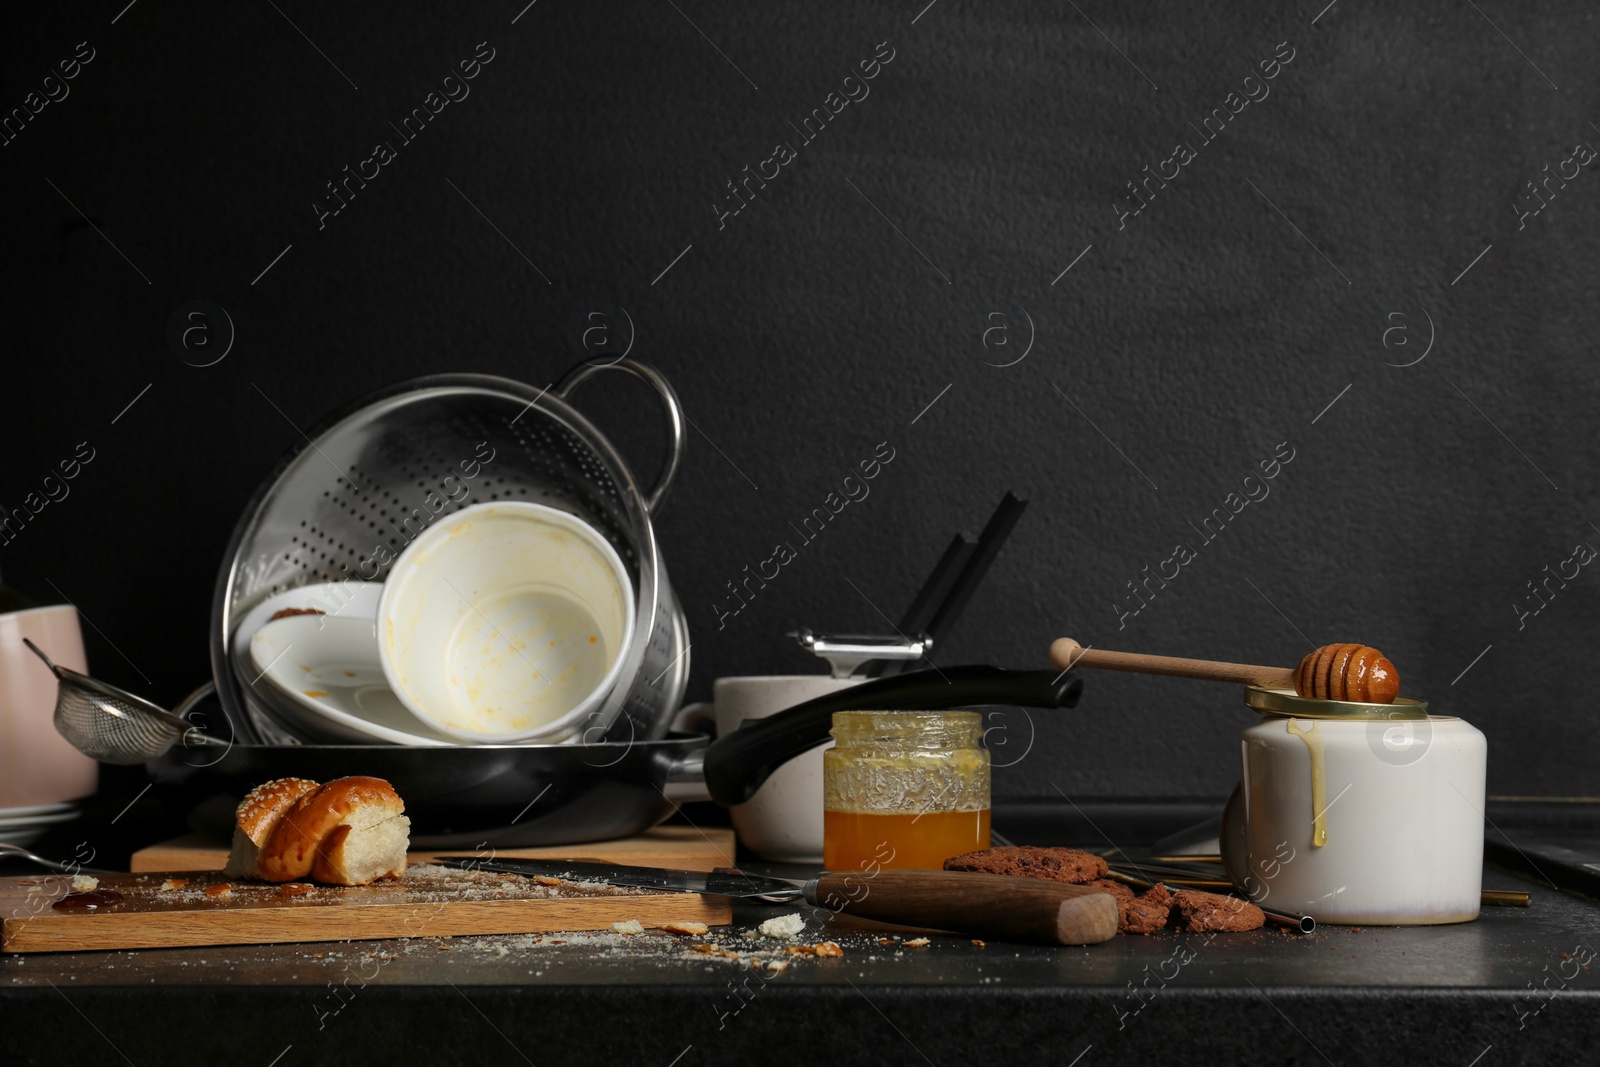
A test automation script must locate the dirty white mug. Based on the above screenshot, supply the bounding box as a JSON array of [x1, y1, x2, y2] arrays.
[[378, 502, 635, 743], [0, 605, 98, 808], [684, 675, 862, 863], [1221, 688, 1487, 925]]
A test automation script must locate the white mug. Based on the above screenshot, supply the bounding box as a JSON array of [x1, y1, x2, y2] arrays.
[[1221, 710, 1487, 925], [684, 675, 862, 863], [378, 502, 635, 743]]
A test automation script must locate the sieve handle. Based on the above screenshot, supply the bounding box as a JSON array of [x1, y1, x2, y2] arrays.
[[554, 357, 686, 514]]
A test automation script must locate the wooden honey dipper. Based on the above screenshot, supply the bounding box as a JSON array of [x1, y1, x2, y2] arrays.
[[1049, 638, 1401, 704]]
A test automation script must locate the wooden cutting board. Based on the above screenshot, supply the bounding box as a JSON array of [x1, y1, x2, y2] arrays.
[[2, 862, 732, 954], [129, 826, 736, 873]]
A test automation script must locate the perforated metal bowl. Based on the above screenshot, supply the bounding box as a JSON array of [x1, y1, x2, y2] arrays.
[[209, 360, 690, 746]]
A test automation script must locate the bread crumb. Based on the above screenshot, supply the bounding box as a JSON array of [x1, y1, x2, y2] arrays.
[[533, 876, 563, 886], [159, 879, 188, 892], [70, 875, 99, 893], [611, 919, 645, 935], [206, 883, 233, 897], [970, 939, 986, 947], [757, 913, 805, 939], [813, 941, 844, 958], [904, 937, 930, 947], [767, 959, 790, 973], [661, 922, 709, 936]]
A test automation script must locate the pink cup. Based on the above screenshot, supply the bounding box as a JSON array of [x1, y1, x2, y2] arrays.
[[0, 605, 98, 808]]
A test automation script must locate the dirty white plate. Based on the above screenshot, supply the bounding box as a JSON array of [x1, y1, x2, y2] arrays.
[[249, 614, 462, 745]]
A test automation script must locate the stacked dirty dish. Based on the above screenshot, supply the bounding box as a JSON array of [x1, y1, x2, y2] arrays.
[[212, 362, 690, 749]]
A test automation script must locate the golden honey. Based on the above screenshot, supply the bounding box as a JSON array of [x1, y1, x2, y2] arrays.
[[1285, 718, 1329, 847], [822, 710, 990, 871], [823, 809, 992, 871]]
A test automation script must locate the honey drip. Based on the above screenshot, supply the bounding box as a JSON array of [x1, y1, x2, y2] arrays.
[[1286, 718, 1329, 847]]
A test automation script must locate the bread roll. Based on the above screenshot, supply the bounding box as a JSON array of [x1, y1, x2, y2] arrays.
[[222, 777, 318, 880], [224, 776, 410, 886]]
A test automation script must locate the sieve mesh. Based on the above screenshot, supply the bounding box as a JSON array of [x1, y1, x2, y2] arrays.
[[52, 684, 184, 765]]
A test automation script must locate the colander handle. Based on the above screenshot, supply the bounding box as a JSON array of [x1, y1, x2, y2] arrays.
[[553, 357, 686, 514]]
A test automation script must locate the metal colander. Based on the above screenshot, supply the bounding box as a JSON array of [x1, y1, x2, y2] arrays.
[[210, 359, 690, 747]]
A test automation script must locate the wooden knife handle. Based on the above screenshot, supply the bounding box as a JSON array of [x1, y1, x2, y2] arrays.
[[812, 869, 1118, 946]]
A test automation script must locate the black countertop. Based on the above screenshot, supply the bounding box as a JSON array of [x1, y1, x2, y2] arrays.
[[4, 796, 1599, 1065]]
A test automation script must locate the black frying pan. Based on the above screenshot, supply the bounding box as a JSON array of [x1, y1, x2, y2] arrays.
[[146, 666, 1082, 847]]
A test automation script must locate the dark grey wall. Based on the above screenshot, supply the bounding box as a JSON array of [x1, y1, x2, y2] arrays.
[[3, 1, 1596, 801]]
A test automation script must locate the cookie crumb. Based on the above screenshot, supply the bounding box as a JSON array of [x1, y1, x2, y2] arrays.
[[904, 937, 931, 947], [611, 919, 644, 935], [70, 875, 99, 893], [813, 941, 844, 958]]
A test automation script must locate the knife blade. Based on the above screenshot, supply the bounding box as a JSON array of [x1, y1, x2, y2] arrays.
[[432, 857, 805, 901], [431, 857, 1119, 945]]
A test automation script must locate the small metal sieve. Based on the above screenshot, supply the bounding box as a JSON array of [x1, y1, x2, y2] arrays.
[[25, 639, 225, 765]]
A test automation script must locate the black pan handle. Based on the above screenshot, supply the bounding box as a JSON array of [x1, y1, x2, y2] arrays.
[[700, 665, 1082, 807]]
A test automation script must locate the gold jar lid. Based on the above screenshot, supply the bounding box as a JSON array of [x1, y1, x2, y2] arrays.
[[1245, 685, 1429, 720]]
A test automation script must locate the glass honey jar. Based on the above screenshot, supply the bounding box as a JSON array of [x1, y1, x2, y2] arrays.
[[822, 710, 990, 871]]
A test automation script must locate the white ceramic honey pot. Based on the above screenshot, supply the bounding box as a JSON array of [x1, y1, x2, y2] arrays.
[[1220, 686, 1487, 925]]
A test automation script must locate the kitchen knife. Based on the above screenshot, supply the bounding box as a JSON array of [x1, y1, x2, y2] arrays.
[[432, 857, 1118, 946]]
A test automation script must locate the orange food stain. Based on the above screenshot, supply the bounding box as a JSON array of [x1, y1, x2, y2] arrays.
[[588, 635, 597, 644], [303, 690, 328, 698]]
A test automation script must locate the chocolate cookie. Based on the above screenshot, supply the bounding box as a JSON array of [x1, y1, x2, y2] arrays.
[[1118, 882, 1175, 935], [1085, 878, 1135, 903], [942, 846, 1108, 884], [1171, 889, 1265, 932]]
